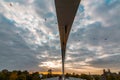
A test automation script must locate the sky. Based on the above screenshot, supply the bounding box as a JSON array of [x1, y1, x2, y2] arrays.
[[0, 0, 120, 74]]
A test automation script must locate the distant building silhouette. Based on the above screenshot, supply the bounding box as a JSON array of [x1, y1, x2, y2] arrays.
[[101, 69, 120, 80]]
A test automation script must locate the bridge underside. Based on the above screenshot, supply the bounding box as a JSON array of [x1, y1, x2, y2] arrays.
[[55, 0, 81, 80]]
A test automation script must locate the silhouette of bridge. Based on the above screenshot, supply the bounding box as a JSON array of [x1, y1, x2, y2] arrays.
[[55, 0, 81, 80]]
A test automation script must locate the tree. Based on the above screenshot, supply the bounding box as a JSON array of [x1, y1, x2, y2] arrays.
[[31, 72, 40, 80], [80, 74, 91, 80], [17, 74, 26, 80], [0, 69, 10, 80], [9, 72, 18, 80]]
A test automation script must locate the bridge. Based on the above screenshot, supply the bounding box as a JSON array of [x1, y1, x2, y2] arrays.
[[55, 0, 81, 80], [42, 77, 86, 80]]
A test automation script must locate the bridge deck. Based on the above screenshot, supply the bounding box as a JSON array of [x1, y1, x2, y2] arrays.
[[42, 77, 86, 80]]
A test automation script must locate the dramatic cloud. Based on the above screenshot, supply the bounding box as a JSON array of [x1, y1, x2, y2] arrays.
[[0, 0, 120, 74]]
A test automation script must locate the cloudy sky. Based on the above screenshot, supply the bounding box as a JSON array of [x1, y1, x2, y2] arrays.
[[0, 0, 120, 74]]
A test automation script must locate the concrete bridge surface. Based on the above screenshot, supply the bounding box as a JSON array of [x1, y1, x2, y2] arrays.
[[42, 77, 86, 80]]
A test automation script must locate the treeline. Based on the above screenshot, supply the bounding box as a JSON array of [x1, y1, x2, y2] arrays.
[[0, 69, 99, 80], [0, 69, 120, 80], [65, 72, 120, 80], [0, 69, 61, 80], [0, 69, 42, 80], [65, 73, 100, 80]]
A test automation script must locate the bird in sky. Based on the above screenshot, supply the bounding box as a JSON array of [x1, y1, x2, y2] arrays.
[[9, 3, 13, 7]]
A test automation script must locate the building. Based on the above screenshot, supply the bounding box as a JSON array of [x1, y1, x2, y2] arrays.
[[101, 69, 120, 80]]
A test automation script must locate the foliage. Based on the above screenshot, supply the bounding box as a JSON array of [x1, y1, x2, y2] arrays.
[[0, 69, 120, 80], [0, 69, 41, 80]]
